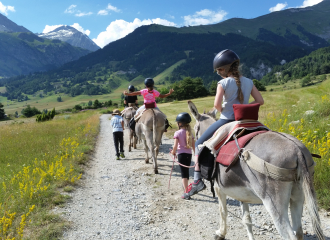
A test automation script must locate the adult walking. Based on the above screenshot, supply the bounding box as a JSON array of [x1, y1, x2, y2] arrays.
[[186, 49, 265, 197]]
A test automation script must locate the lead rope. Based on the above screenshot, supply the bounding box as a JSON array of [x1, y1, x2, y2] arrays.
[[168, 148, 196, 190]]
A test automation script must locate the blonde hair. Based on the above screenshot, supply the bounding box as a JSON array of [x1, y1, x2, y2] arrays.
[[180, 123, 193, 149], [228, 61, 244, 104]]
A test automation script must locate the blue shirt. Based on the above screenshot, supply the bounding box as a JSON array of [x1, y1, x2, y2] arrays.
[[218, 76, 254, 120], [110, 115, 123, 132]]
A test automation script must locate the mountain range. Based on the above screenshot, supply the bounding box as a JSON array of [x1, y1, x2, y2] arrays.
[[37, 26, 100, 52], [2, 0, 330, 99], [0, 14, 99, 77]]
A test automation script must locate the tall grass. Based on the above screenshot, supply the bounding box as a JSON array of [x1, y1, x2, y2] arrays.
[[0, 111, 100, 239]]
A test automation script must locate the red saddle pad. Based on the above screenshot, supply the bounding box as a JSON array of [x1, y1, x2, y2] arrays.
[[216, 130, 268, 166]]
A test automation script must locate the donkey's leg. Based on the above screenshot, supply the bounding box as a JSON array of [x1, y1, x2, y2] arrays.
[[290, 182, 304, 240], [214, 185, 227, 240], [143, 139, 149, 163], [241, 202, 255, 240], [262, 182, 298, 240], [145, 130, 158, 173], [128, 131, 132, 152]]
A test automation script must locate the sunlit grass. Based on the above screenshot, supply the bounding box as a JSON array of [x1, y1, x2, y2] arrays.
[[0, 111, 100, 239]]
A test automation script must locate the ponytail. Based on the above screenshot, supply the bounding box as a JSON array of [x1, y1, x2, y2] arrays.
[[185, 124, 193, 149], [229, 61, 244, 104]]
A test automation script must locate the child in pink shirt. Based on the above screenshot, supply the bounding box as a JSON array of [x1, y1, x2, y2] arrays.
[[170, 112, 194, 200], [123, 78, 174, 131], [124, 78, 173, 114]]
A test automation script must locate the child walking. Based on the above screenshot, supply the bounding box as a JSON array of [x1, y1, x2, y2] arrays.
[[110, 109, 125, 160], [170, 112, 195, 200]]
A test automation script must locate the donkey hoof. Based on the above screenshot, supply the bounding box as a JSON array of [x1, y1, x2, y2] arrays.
[[154, 169, 158, 174], [214, 235, 225, 240], [145, 159, 149, 163]]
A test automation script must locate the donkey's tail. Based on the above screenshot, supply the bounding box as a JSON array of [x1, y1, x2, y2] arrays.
[[298, 150, 325, 240]]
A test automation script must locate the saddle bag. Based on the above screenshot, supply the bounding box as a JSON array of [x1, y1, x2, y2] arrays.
[[144, 102, 156, 109], [198, 146, 216, 181]]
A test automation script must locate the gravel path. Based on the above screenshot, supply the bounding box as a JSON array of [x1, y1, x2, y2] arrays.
[[59, 114, 330, 240]]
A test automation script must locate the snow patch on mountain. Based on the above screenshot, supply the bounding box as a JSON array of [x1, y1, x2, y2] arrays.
[[38, 25, 100, 52]]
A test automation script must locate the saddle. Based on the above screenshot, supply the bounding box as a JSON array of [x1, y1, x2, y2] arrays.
[[198, 120, 269, 181]]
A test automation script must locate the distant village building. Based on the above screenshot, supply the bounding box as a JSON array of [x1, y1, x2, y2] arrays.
[[116, 70, 127, 75]]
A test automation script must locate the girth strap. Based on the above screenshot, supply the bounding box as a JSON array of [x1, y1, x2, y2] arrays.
[[242, 150, 315, 182]]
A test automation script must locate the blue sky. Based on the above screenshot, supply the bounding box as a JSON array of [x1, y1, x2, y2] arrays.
[[0, 0, 324, 48]]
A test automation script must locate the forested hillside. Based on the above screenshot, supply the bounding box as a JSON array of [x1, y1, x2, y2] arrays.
[[261, 46, 330, 85], [3, 0, 330, 101], [0, 27, 311, 100], [0, 32, 90, 77]]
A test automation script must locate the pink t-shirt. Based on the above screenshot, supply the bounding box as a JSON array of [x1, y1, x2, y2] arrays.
[[140, 89, 160, 107], [173, 129, 194, 154]]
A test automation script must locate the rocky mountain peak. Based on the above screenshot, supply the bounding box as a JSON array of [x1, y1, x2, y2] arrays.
[[38, 25, 100, 52]]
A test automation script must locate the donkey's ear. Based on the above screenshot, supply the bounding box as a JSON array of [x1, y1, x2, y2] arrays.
[[188, 100, 201, 121], [208, 107, 218, 120]]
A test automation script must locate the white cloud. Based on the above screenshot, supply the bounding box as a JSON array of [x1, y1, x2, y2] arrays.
[[298, 0, 323, 7], [75, 12, 93, 17], [183, 9, 227, 26], [269, 2, 288, 12], [93, 18, 176, 48], [166, 14, 175, 19], [98, 3, 120, 15], [64, 4, 77, 14], [106, 4, 120, 12], [42, 24, 63, 33], [98, 10, 108, 15], [42, 23, 91, 36], [0, 1, 15, 15]]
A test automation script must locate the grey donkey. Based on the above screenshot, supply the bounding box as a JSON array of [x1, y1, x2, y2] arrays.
[[122, 107, 138, 152], [188, 100, 325, 240], [135, 109, 166, 174]]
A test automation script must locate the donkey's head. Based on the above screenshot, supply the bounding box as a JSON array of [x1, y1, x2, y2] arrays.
[[187, 100, 217, 140]]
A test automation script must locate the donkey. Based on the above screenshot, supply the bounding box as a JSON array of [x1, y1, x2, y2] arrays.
[[122, 107, 138, 152], [135, 109, 166, 174], [187, 100, 325, 240]]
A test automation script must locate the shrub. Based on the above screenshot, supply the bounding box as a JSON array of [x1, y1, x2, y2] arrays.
[[21, 105, 41, 117], [36, 108, 56, 122]]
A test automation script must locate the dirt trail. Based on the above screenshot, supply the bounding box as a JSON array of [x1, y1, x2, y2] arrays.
[[58, 114, 330, 240]]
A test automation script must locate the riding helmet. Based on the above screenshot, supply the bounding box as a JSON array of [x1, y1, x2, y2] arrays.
[[176, 112, 191, 124], [213, 49, 240, 72], [128, 85, 135, 92], [144, 78, 154, 88]]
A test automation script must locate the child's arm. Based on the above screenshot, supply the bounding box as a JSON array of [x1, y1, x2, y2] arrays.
[[159, 89, 174, 98], [191, 137, 195, 155], [124, 90, 141, 96], [121, 120, 125, 131], [171, 138, 179, 155]]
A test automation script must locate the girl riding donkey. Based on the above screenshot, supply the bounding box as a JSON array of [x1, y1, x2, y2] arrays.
[[186, 49, 264, 198], [124, 78, 174, 131]]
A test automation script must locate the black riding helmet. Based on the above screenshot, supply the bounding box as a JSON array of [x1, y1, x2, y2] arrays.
[[213, 49, 240, 72], [176, 112, 191, 124], [144, 78, 154, 88], [128, 85, 135, 92]]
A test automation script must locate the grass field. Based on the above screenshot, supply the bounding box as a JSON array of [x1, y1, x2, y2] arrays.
[[0, 111, 100, 239]]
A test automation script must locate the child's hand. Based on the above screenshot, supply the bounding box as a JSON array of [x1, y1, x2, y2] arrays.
[[123, 91, 128, 95], [169, 89, 174, 94], [170, 150, 176, 156]]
